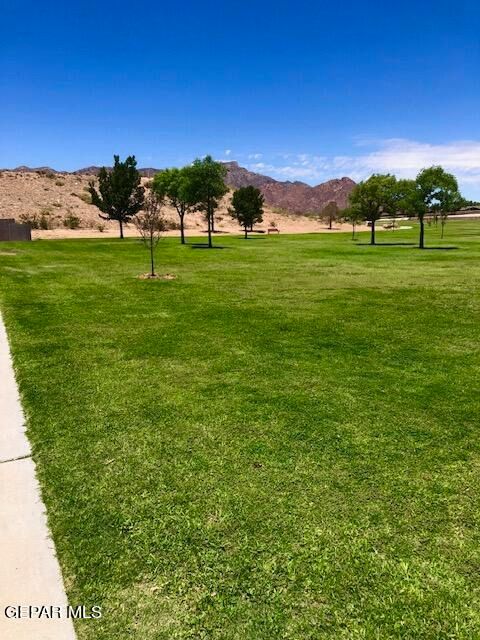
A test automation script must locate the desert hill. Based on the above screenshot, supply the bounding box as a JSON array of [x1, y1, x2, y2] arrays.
[[0, 164, 362, 238], [7, 162, 356, 214]]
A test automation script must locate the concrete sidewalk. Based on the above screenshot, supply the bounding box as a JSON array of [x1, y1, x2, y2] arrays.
[[0, 314, 76, 639]]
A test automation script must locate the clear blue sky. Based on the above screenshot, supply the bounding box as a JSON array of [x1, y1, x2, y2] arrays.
[[2, 1, 480, 196]]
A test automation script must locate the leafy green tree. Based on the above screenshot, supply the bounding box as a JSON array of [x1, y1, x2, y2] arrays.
[[348, 174, 397, 245], [229, 186, 264, 238], [396, 167, 461, 248], [186, 156, 227, 248], [88, 155, 144, 239], [321, 201, 340, 230], [134, 192, 166, 277], [341, 206, 363, 240], [152, 167, 195, 244]]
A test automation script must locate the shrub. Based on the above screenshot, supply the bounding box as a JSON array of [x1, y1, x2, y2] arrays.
[[63, 213, 81, 229], [96, 223, 105, 233], [164, 219, 181, 231], [55, 180, 65, 187], [19, 213, 40, 229]]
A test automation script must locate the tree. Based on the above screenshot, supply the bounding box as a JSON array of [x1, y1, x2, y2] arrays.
[[134, 192, 166, 277], [152, 167, 195, 244], [396, 167, 461, 248], [88, 155, 144, 239], [348, 174, 397, 245], [321, 201, 339, 230], [229, 186, 264, 238], [186, 156, 227, 248], [341, 206, 363, 240], [437, 187, 463, 239]]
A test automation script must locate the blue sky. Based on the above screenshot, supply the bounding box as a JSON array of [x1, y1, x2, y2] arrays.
[[2, 1, 480, 196]]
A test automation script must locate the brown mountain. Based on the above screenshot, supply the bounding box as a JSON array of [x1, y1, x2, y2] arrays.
[[224, 162, 355, 213], [5, 161, 356, 214]]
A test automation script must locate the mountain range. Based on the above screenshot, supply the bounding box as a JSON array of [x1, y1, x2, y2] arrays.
[[8, 162, 356, 214]]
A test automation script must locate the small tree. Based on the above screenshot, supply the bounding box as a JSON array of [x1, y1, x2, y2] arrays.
[[321, 201, 339, 230], [438, 188, 463, 239], [186, 156, 227, 248], [88, 155, 144, 239], [229, 186, 264, 238], [341, 206, 363, 240], [134, 192, 166, 276], [152, 167, 195, 244], [348, 174, 397, 245]]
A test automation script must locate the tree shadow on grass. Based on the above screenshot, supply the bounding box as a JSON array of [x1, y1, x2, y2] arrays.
[[422, 246, 459, 250], [190, 243, 229, 249], [356, 242, 458, 250], [357, 242, 417, 247]]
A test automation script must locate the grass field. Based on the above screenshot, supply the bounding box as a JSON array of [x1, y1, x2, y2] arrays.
[[1, 221, 479, 639]]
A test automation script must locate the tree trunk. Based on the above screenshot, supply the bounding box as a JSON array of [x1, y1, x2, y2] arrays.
[[119, 219, 124, 239], [370, 220, 376, 245], [419, 217, 425, 249], [180, 213, 185, 244], [441, 219, 446, 239], [211, 215, 215, 234], [207, 212, 213, 248], [150, 238, 155, 277], [352, 224, 355, 240], [244, 226, 248, 239], [329, 217, 333, 230]]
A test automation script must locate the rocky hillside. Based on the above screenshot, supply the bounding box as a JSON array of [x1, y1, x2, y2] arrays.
[[223, 162, 356, 213], [6, 162, 356, 214]]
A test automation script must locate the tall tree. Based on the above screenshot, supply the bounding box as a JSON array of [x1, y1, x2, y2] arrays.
[[152, 167, 195, 244], [88, 155, 144, 239], [348, 174, 397, 245], [396, 167, 461, 248], [134, 192, 166, 277], [187, 156, 227, 248], [229, 186, 264, 238], [321, 201, 339, 230], [341, 206, 363, 240]]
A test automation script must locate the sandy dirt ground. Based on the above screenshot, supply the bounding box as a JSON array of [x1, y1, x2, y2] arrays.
[[31, 220, 370, 240]]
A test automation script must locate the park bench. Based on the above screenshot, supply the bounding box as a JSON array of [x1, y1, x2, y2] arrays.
[[267, 227, 280, 234]]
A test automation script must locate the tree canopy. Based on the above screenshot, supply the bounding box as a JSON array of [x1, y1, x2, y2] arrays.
[[186, 156, 227, 247], [152, 167, 196, 244], [229, 186, 264, 238], [348, 174, 397, 245], [396, 167, 461, 248], [321, 201, 340, 230], [88, 155, 144, 239]]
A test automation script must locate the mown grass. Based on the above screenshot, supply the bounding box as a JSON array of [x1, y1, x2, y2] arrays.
[[0, 221, 479, 639]]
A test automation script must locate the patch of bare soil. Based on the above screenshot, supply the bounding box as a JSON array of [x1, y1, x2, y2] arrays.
[[137, 273, 177, 280]]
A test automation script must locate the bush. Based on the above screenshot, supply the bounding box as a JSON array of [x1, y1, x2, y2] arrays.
[[63, 213, 81, 229], [96, 223, 105, 233], [78, 192, 92, 204], [164, 219, 181, 230], [19, 213, 40, 229], [39, 215, 50, 230], [55, 180, 65, 187]]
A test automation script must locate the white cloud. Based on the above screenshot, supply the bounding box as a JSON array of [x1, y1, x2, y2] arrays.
[[224, 149, 232, 156], [246, 140, 480, 197], [248, 153, 263, 160]]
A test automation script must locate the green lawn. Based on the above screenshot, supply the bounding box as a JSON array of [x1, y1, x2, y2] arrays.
[[1, 221, 479, 639]]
